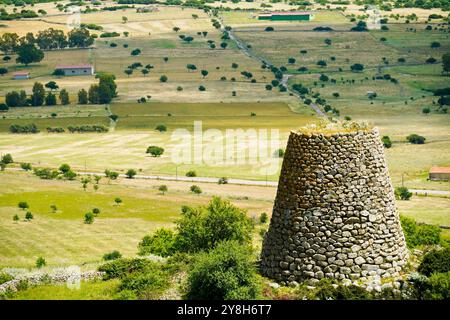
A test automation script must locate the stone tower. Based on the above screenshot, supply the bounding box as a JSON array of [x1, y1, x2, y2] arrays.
[[260, 126, 408, 284]]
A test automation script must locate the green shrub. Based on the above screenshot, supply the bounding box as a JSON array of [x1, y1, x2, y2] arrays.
[[185, 241, 260, 300], [114, 289, 137, 300], [0, 273, 13, 285], [409, 271, 450, 300], [138, 228, 176, 257], [36, 257, 46, 268], [418, 248, 450, 276], [381, 136, 392, 148], [395, 187, 412, 200], [186, 170, 197, 177], [98, 258, 155, 280], [407, 134, 426, 144], [119, 266, 169, 298], [84, 212, 94, 224], [259, 212, 268, 224], [312, 279, 372, 300], [25, 211, 33, 221], [174, 197, 254, 253], [103, 250, 122, 261], [400, 216, 441, 248]]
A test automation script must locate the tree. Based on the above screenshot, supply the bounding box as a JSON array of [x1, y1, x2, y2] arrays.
[[430, 41, 441, 48], [31, 82, 45, 106], [13, 214, 19, 222], [78, 89, 88, 104], [395, 187, 412, 200], [0, 32, 19, 54], [201, 70, 209, 78], [185, 241, 260, 300], [45, 81, 59, 91], [260, 212, 268, 224], [0, 68, 7, 76], [25, 211, 33, 221], [350, 63, 364, 72], [138, 228, 176, 257], [186, 170, 196, 177], [84, 212, 94, 224], [158, 185, 168, 195], [59, 89, 70, 105], [1, 153, 13, 164], [220, 42, 228, 49], [81, 177, 90, 191], [381, 136, 392, 148], [114, 197, 122, 205], [124, 69, 133, 77], [105, 169, 119, 182], [141, 68, 149, 77], [45, 92, 57, 106], [6, 91, 23, 107], [125, 169, 137, 179], [190, 185, 202, 195], [59, 163, 71, 174], [160, 75, 168, 83], [288, 57, 296, 64], [68, 28, 94, 48], [146, 146, 164, 157], [163, 57, 168, 63], [173, 27, 180, 32], [155, 124, 167, 132], [36, 257, 46, 268], [186, 64, 197, 72], [407, 134, 426, 144], [21, 163, 32, 171], [16, 43, 44, 66], [18, 201, 29, 210], [324, 38, 332, 45], [442, 53, 450, 74], [422, 107, 431, 115], [218, 177, 228, 185], [131, 48, 141, 56], [122, 16, 128, 24], [317, 60, 327, 67]]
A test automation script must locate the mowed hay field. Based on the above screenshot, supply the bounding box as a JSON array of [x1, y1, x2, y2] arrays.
[[0, 102, 316, 181], [0, 171, 275, 268], [0, 5, 290, 103], [1, 170, 449, 269]]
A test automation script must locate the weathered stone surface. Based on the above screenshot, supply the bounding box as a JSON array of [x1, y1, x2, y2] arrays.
[[260, 128, 409, 284]]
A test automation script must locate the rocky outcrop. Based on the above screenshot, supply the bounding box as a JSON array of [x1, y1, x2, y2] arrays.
[[260, 127, 408, 285]]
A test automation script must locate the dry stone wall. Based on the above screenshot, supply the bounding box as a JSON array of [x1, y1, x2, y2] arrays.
[[260, 127, 408, 285]]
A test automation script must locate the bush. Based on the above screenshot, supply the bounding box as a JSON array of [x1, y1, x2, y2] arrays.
[[381, 136, 392, 148], [190, 185, 202, 195], [1, 153, 13, 164], [175, 197, 254, 253], [274, 148, 284, 158], [36, 257, 46, 268], [18, 201, 29, 210], [103, 250, 122, 261], [259, 212, 268, 224], [0, 273, 13, 285], [125, 169, 137, 179], [186, 170, 197, 177], [92, 208, 100, 215], [418, 248, 450, 276], [400, 216, 441, 248], [98, 258, 156, 280], [395, 187, 412, 200], [138, 228, 176, 257], [218, 177, 228, 185], [409, 271, 450, 300], [9, 123, 39, 134], [84, 212, 94, 224], [185, 241, 260, 300], [33, 168, 59, 180], [312, 279, 372, 300], [146, 146, 164, 157], [155, 124, 167, 132], [407, 134, 426, 144]]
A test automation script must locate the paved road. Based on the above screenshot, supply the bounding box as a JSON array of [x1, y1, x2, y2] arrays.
[[77, 170, 450, 195], [225, 23, 326, 118]]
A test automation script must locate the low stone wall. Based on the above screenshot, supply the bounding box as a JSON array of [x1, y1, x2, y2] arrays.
[[260, 127, 409, 285], [0, 270, 104, 294]]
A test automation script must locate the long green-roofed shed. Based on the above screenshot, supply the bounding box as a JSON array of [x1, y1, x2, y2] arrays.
[[258, 12, 312, 21]]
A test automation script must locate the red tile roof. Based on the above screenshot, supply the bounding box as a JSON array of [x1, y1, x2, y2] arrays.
[[13, 71, 29, 76], [429, 167, 450, 174], [56, 64, 93, 69]]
